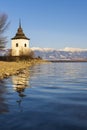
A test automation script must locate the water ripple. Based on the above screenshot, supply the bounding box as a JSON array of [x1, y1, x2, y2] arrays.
[[0, 63, 87, 130]]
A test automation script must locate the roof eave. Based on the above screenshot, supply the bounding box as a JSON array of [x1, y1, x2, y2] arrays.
[[11, 37, 30, 40]]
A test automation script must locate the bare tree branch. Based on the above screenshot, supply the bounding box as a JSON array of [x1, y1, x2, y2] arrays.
[[0, 13, 10, 49]]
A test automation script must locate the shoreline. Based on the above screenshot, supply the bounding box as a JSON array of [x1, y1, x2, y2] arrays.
[[46, 59, 87, 62], [0, 59, 46, 80], [1, 59, 86, 80]]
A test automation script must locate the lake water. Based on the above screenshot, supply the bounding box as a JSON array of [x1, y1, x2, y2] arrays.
[[0, 62, 87, 130]]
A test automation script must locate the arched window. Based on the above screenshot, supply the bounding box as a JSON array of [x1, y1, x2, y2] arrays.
[[16, 43, 18, 47], [24, 43, 27, 47]]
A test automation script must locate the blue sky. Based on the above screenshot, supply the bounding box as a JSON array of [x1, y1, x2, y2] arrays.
[[0, 0, 87, 49]]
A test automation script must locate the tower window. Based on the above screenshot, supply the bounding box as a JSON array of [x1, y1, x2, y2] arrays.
[[24, 43, 27, 47], [16, 43, 18, 47]]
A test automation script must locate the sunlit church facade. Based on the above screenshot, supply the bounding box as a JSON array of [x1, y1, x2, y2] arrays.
[[11, 21, 30, 56]]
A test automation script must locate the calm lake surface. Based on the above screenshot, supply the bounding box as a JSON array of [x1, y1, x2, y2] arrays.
[[0, 62, 87, 130]]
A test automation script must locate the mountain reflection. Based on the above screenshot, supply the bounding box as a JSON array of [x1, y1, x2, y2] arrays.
[[12, 69, 31, 112]]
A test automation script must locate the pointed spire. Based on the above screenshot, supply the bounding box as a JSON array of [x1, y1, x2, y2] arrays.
[[11, 20, 30, 40], [19, 18, 21, 28]]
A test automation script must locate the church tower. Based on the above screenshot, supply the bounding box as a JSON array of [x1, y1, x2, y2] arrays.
[[11, 21, 30, 56]]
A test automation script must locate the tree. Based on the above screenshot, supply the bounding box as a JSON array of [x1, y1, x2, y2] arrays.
[[0, 13, 9, 49], [19, 48, 35, 58]]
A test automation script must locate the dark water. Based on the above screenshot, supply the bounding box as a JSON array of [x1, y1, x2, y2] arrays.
[[0, 62, 87, 130]]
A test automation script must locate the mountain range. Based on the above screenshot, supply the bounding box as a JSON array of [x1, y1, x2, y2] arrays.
[[31, 47, 87, 60]]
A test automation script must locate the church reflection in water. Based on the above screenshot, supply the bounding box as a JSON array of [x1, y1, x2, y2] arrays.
[[12, 69, 31, 111]]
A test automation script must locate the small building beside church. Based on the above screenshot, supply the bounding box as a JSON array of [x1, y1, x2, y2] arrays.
[[11, 21, 30, 56]]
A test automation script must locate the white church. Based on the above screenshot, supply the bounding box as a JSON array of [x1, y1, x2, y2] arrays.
[[11, 21, 30, 56]]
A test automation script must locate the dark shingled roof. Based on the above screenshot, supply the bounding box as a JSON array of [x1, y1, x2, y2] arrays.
[[11, 21, 30, 40]]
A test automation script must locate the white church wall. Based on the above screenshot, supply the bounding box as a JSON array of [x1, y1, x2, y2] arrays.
[[12, 39, 30, 56]]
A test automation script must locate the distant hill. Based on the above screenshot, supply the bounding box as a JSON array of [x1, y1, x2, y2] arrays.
[[31, 47, 87, 60]]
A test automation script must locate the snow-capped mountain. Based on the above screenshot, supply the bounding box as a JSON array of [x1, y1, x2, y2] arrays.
[[31, 47, 87, 60]]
